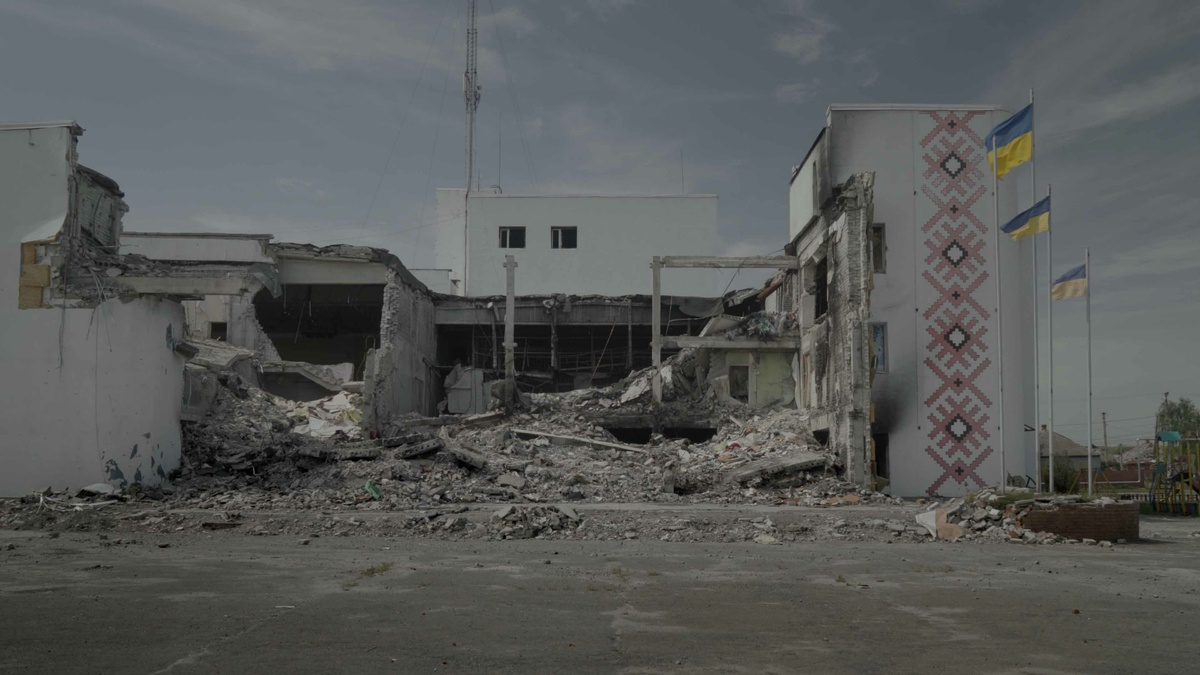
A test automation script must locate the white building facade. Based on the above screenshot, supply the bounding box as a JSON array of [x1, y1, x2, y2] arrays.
[[434, 189, 719, 297], [791, 105, 1035, 497], [0, 123, 185, 496]]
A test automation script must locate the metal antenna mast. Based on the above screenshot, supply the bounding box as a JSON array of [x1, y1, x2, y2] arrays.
[[464, 0, 481, 192]]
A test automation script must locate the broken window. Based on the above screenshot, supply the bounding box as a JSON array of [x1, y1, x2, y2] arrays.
[[499, 226, 526, 248], [871, 223, 886, 274], [551, 226, 577, 249], [209, 322, 228, 341], [729, 365, 749, 403], [869, 322, 887, 373], [814, 257, 828, 319]]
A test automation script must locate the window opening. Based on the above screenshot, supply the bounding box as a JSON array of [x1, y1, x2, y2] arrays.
[[499, 227, 526, 248], [551, 226, 577, 249]]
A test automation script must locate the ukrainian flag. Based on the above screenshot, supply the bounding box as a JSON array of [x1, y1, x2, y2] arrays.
[[985, 104, 1034, 178], [1051, 264, 1087, 300], [1001, 196, 1050, 241]]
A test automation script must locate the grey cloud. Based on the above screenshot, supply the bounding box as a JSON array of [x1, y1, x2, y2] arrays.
[[776, 80, 821, 104]]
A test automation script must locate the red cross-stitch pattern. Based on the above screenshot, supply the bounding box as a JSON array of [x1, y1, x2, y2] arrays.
[[918, 110, 996, 496]]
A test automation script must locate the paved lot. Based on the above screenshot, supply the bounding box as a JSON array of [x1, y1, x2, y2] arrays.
[[1, 516, 1198, 674]]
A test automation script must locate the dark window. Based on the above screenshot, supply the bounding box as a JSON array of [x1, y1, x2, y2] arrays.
[[729, 365, 749, 403], [499, 226, 525, 248], [873, 433, 890, 479], [814, 257, 829, 319], [871, 224, 886, 274], [551, 226, 577, 249], [209, 322, 228, 341]]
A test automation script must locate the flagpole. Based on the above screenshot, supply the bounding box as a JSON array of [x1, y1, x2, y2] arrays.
[[1046, 184, 1055, 494], [1085, 246, 1094, 495], [1030, 88, 1041, 493], [991, 128, 1008, 491]]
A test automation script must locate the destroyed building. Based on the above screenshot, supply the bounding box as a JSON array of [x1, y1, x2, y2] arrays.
[[774, 105, 1034, 497], [434, 291, 759, 408], [161, 233, 741, 417], [0, 122, 267, 496], [122, 236, 440, 421]]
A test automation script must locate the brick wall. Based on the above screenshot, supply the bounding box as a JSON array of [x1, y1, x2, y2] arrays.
[[1020, 503, 1139, 542]]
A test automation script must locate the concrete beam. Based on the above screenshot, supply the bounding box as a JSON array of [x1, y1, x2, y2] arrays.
[[277, 259, 388, 285], [662, 336, 801, 350], [113, 276, 256, 297], [659, 256, 799, 270]]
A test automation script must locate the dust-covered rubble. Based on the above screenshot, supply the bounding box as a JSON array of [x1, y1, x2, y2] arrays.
[[914, 488, 1128, 545]]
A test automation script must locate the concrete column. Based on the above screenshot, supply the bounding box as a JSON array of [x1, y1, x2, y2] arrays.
[[550, 308, 558, 370], [504, 255, 517, 412]]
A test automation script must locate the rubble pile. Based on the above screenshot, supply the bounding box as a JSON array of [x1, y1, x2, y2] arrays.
[[915, 489, 1124, 545], [0, 345, 907, 543], [179, 373, 344, 483], [164, 344, 894, 515]]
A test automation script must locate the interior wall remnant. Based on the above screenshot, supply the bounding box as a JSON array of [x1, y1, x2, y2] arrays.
[[364, 268, 439, 426], [753, 351, 797, 408], [227, 293, 281, 361]]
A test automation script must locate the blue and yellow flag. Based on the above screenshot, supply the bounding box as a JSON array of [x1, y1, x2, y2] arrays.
[[1051, 264, 1087, 300], [1001, 196, 1050, 241], [985, 104, 1033, 178]]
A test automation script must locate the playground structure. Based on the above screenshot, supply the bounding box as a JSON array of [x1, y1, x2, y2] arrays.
[[1148, 431, 1200, 515]]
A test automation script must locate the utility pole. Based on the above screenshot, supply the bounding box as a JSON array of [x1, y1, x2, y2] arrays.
[[1101, 412, 1109, 450], [504, 255, 517, 413]]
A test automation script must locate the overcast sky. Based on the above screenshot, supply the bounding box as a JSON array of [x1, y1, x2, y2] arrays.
[[3, 0, 1197, 442]]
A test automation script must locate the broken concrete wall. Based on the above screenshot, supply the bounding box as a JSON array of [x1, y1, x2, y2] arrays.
[[227, 293, 282, 362], [364, 268, 439, 425], [782, 173, 875, 489], [1, 123, 187, 496]]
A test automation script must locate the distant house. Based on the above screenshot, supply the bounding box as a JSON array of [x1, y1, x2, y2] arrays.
[[1039, 428, 1094, 472]]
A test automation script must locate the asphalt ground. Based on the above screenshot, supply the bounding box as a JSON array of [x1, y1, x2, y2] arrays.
[[1, 514, 1197, 674]]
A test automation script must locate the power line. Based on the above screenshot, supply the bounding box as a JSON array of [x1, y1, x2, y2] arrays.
[[353, 1, 451, 244], [1050, 415, 1155, 428]]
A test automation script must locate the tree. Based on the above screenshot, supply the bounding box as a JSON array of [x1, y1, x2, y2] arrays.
[[1158, 397, 1200, 437]]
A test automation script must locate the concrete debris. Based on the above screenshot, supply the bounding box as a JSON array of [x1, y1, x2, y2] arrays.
[[167, 345, 900, 518], [77, 483, 118, 498], [912, 489, 1135, 545], [727, 452, 827, 485], [724, 311, 799, 340], [289, 392, 364, 440]]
